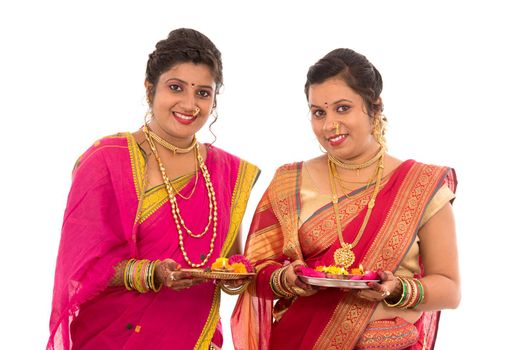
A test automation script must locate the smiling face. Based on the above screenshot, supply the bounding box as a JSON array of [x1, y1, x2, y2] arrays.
[[146, 62, 216, 146], [308, 77, 380, 161]]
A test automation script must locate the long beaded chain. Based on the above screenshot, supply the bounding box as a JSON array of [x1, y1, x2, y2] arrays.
[[142, 126, 199, 201], [143, 127, 218, 268]]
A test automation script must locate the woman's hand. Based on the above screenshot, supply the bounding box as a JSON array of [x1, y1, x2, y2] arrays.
[[282, 260, 318, 297], [357, 270, 398, 302], [155, 258, 205, 291]]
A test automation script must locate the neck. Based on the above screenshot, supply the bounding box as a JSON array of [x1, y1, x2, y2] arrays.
[[328, 144, 383, 170], [143, 124, 197, 156], [147, 122, 195, 149]]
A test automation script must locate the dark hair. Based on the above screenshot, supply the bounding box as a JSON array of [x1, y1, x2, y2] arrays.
[[305, 48, 383, 116], [145, 28, 223, 103]]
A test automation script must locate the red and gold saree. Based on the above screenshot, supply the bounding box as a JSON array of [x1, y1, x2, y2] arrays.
[[232, 159, 456, 350], [48, 132, 259, 350]]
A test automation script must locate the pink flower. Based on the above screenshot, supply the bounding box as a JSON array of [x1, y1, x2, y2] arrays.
[[228, 255, 254, 273], [297, 266, 325, 278], [362, 271, 379, 280]]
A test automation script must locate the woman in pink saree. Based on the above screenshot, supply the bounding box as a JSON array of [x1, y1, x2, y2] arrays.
[[232, 49, 460, 349], [48, 28, 259, 350]]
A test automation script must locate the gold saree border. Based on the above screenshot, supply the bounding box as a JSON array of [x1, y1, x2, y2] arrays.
[[268, 164, 304, 261], [221, 160, 261, 256], [194, 285, 221, 350], [125, 132, 194, 223], [195, 159, 260, 349], [313, 163, 449, 350]]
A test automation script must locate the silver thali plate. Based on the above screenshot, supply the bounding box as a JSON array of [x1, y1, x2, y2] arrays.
[[299, 275, 379, 289]]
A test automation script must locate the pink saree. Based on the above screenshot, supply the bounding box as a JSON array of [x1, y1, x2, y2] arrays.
[[232, 160, 456, 350], [48, 133, 259, 350]]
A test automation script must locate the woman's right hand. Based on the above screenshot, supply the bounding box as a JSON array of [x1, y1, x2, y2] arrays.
[[155, 258, 205, 291], [282, 260, 318, 297]]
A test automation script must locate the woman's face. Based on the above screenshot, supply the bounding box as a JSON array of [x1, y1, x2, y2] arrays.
[[308, 77, 378, 161], [147, 62, 216, 145]]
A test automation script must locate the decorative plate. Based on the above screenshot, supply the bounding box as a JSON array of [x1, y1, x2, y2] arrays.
[[180, 268, 255, 280], [299, 275, 379, 289]]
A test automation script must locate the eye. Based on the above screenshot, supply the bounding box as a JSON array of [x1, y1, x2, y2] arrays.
[[197, 89, 211, 98], [312, 109, 326, 119], [169, 84, 182, 92], [336, 105, 351, 113]]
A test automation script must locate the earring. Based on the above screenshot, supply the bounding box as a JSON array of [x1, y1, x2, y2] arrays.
[[373, 114, 387, 148], [144, 109, 153, 126]]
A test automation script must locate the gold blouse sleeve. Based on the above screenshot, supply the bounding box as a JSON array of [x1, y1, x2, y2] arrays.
[[420, 185, 455, 227]]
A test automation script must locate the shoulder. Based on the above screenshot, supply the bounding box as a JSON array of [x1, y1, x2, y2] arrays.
[[407, 159, 457, 193], [207, 144, 260, 172], [73, 132, 132, 174]]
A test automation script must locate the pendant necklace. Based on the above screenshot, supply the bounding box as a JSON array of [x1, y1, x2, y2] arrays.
[[328, 149, 384, 268]]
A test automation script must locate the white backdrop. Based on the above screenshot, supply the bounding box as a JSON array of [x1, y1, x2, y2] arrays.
[[1, 1, 523, 349]]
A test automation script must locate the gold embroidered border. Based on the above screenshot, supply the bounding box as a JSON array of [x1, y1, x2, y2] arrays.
[[314, 163, 448, 349], [268, 164, 303, 261], [126, 132, 146, 198], [220, 160, 260, 256], [194, 285, 221, 350], [194, 159, 260, 348], [138, 176, 192, 223]]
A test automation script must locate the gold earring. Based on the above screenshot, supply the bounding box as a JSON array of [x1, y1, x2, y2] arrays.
[[144, 109, 153, 126], [373, 115, 386, 148]]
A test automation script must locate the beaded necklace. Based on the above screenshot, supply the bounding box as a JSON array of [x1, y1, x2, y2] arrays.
[[143, 126, 218, 268]]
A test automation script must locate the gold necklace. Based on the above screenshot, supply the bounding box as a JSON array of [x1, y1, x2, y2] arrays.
[[143, 126, 199, 200], [147, 128, 197, 155], [144, 130, 218, 268], [328, 153, 384, 268], [328, 147, 384, 176]]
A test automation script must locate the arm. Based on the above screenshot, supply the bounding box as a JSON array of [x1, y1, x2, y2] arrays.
[[416, 202, 461, 310]]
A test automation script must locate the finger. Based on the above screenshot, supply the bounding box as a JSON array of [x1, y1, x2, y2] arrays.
[[163, 258, 181, 271]]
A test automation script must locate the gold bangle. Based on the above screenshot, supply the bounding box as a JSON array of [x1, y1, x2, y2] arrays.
[[218, 280, 249, 295], [149, 260, 161, 292], [383, 277, 407, 307]]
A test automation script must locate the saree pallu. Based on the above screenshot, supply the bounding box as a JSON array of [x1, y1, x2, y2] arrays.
[[232, 160, 456, 350], [48, 133, 260, 350]]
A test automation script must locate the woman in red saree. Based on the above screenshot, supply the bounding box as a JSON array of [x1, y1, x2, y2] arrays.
[[48, 28, 259, 350], [232, 49, 460, 350]]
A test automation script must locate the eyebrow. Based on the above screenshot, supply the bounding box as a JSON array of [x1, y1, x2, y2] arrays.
[[309, 99, 354, 109], [165, 77, 214, 90]]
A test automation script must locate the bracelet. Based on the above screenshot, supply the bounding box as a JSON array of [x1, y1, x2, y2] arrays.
[[124, 259, 137, 291], [270, 267, 294, 299], [218, 280, 249, 295], [411, 279, 425, 309], [383, 277, 407, 307], [402, 277, 418, 308], [149, 260, 161, 292]]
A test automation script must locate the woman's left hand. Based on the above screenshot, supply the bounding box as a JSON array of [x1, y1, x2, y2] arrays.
[[357, 270, 398, 302]]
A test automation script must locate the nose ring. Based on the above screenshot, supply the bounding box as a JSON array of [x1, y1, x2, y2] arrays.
[[333, 121, 340, 134], [192, 107, 200, 117]]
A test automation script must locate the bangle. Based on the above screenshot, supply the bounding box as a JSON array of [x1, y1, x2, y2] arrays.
[[219, 280, 249, 295], [149, 260, 161, 292], [383, 277, 407, 307], [402, 278, 418, 308], [411, 279, 425, 309], [124, 259, 137, 291], [270, 267, 294, 299]]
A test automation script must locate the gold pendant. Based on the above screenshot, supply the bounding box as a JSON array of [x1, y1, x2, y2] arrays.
[[334, 243, 355, 268]]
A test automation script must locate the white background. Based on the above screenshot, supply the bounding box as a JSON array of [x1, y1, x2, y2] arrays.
[[1, 1, 523, 349]]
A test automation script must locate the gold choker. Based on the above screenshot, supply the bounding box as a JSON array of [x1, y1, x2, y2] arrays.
[[143, 126, 197, 155], [328, 147, 384, 171]]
